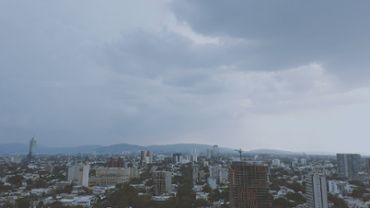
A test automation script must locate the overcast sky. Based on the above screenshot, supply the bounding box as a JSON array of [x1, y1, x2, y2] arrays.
[[1, 0, 370, 153]]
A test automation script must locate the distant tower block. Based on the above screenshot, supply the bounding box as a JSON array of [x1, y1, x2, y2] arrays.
[[28, 137, 37, 160]]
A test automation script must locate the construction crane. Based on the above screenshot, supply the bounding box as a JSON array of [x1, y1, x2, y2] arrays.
[[234, 148, 243, 161]]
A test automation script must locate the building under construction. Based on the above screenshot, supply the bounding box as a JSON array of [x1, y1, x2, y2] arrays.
[[229, 161, 271, 208]]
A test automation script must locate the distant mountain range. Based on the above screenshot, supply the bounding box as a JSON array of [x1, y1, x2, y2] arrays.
[[0, 143, 228, 155], [247, 149, 295, 155], [0, 142, 307, 155]]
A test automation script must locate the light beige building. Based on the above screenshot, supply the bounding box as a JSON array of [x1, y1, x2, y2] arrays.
[[67, 163, 90, 187], [89, 167, 139, 186]]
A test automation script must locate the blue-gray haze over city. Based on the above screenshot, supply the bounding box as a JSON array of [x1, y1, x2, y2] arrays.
[[1, 0, 370, 153]]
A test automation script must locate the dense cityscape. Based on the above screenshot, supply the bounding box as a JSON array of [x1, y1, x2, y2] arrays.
[[0, 139, 369, 208], [2, 1, 370, 208]]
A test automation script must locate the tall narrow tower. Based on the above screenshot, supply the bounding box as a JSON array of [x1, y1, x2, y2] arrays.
[[192, 146, 198, 162], [27, 137, 36, 161]]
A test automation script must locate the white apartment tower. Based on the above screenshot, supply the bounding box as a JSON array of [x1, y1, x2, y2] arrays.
[[305, 171, 328, 208], [68, 163, 90, 187], [140, 150, 153, 165], [271, 159, 281, 167]]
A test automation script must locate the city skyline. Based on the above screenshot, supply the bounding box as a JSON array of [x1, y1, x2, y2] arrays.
[[3, 139, 370, 156], [2, 1, 370, 153]]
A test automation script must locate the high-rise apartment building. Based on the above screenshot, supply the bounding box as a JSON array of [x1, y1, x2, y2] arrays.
[[207, 145, 220, 159], [229, 161, 271, 208], [271, 159, 281, 167], [366, 158, 370, 175], [209, 165, 229, 185], [172, 153, 182, 163], [305, 171, 328, 208], [192, 164, 200, 184], [192, 148, 198, 162], [336, 153, 361, 178], [140, 150, 153, 165], [68, 163, 90, 187], [152, 171, 172, 195]]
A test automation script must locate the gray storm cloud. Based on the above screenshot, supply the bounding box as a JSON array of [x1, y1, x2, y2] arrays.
[[1, 0, 370, 153], [172, 0, 370, 78]]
